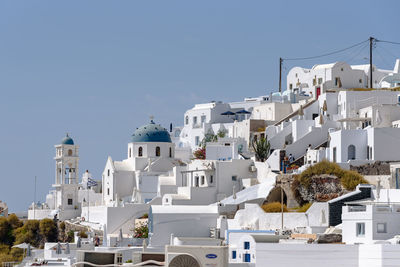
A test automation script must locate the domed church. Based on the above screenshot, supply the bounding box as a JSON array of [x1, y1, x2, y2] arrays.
[[102, 119, 178, 206]]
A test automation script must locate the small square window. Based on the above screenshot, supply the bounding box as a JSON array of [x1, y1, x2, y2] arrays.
[[232, 176, 237, 182], [67, 198, 73, 205], [377, 223, 387, 233]]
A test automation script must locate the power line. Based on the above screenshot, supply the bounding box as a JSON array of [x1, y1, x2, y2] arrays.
[[376, 39, 400, 46], [283, 39, 369, 61]]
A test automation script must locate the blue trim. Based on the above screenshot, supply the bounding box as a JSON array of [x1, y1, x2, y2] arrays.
[[225, 229, 275, 244]]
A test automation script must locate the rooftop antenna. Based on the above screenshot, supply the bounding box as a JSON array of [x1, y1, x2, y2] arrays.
[[279, 57, 283, 93]]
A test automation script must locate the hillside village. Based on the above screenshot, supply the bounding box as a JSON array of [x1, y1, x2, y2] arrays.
[[4, 58, 400, 266]]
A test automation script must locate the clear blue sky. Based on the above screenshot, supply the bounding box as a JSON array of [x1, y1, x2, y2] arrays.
[[1, 1, 399, 212]]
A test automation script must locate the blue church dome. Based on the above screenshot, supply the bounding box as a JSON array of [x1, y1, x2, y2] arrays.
[[131, 120, 172, 143], [61, 134, 74, 145]]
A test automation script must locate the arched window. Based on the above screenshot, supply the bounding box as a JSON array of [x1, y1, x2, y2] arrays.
[[174, 129, 181, 137], [129, 148, 132, 158], [348, 145, 356, 160], [156, 146, 160, 157], [68, 149, 73, 156], [185, 116, 189, 125], [138, 147, 143, 157], [169, 147, 172, 158]]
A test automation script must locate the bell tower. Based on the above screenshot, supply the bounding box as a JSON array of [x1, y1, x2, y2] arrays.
[[52, 134, 80, 218], [55, 133, 79, 185]]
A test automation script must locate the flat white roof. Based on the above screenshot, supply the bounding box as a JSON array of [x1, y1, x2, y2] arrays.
[[151, 205, 218, 214]]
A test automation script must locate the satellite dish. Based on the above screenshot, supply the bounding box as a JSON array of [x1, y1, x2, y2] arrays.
[[169, 254, 200, 267]]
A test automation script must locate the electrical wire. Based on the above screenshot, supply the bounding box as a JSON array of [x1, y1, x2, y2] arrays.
[[283, 39, 369, 61], [376, 39, 400, 46]]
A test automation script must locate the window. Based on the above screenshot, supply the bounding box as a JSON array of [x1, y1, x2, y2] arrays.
[[318, 78, 323, 85], [195, 136, 200, 146], [193, 116, 197, 125], [195, 176, 199, 187], [107, 188, 110, 196], [232, 175, 237, 181], [348, 145, 356, 160], [129, 148, 132, 158], [335, 77, 340, 86], [333, 147, 337, 163], [244, 253, 251, 263], [68, 149, 73, 156], [201, 175, 205, 185], [210, 175, 213, 184], [107, 169, 110, 177], [289, 84, 293, 90], [232, 250, 237, 259], [201, 115, 206, 123], [367, 146, 370, 160], [116, 254, 122, 264], [356, 222, 365, 236], [174, 130, 181, 137], [377, 223, 387, 233], [185, 116, 189, 125], [244, 241, 250, 250], [359, 79, 363, 84], [169, 147, 172, 158], [313, 78, 316, 86], [138, 146, 143, 157], [156, 146, 160, 157], [68, 198, 73, 205], [341, 67, 344, 71]]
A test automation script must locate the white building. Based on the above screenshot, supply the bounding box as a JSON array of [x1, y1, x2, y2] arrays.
[[286, 59, 400, 97], [161, 158, 257, 206], [102, 120, 177, 205]]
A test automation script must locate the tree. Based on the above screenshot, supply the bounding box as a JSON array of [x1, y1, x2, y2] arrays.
[[14, 220, 40, 248], [0, 218, 12, 245], [39, 219, 58, 243], [251, 137, 270, 162], [7, 214, 22, 230]]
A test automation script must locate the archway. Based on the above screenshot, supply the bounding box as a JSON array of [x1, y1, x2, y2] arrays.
[[264, 186, 287, 205]]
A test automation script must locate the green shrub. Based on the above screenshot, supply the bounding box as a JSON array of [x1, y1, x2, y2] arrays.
[[341, 170, 368, 190], [78, 230, 88, 238], [133, 222, 148, 238], [298, 160, 344, 187], [261, 202, 288, 213], [66, 230, 74, 243]]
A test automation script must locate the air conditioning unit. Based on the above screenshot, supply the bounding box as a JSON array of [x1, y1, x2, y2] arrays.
[[166, 245, 228, 267]]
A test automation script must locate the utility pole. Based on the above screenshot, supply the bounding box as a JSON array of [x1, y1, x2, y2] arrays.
[[369, 37, 375, 89], [34, 176, 37, 220], [279, 57, 283, 93], [281, 186, 284, 230]]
